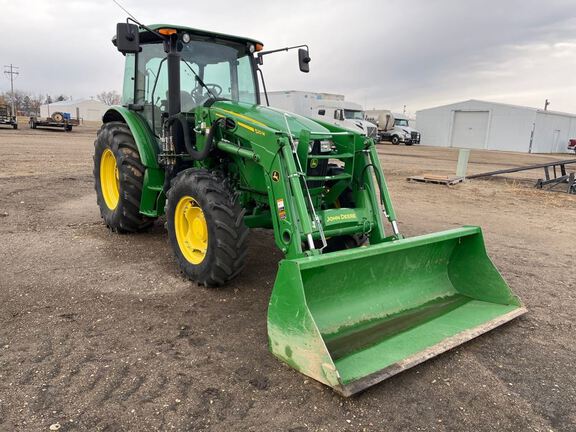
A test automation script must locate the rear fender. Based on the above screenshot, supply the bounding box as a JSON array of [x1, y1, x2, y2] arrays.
[[102, 107, 165, 217]]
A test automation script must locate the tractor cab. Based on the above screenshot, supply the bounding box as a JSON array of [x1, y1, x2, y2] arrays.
[[114, 23, 309, 135], [115, 24, 262, 134]]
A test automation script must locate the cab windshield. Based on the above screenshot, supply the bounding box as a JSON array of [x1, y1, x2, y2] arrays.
[[344, 110, 365, 120], [395, 119, 409, 127], [135, 39, 257, 132]]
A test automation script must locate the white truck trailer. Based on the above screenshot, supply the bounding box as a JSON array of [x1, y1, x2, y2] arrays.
[[366, 109, 421, 145], [264, 91, 378, 139]]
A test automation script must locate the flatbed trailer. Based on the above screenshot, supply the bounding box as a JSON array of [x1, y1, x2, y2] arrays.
[[29, 113, 79, 132], [0, 105, 18, 129]]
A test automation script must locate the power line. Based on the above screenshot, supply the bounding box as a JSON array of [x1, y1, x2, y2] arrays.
[[3, 64, 19, 115]]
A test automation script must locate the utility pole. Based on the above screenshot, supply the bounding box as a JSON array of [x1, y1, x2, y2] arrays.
[[403, 104, 406, 115], [544, 99, 550, 111], [3, 64, 19, 115]]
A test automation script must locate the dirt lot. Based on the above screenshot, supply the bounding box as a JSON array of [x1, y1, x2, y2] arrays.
[[1, 125, 575, 431]]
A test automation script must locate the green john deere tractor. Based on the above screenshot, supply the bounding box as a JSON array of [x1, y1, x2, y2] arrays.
[[93, 21, 526, 396]]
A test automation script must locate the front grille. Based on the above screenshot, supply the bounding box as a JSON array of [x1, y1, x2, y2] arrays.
[[411, 131, 420, 142], [367, 126, 378, 138]]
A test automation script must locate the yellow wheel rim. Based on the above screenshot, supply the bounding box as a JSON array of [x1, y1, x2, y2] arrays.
[[174, 196, 208, 264], [100, 148, 120, 210]]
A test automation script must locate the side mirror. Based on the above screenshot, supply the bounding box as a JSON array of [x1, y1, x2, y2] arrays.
[[116, 23, 140, 54], [298, 48, 311, 73]]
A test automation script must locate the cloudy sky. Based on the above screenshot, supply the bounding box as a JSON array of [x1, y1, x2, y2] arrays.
[[1, 0, 575, 115]]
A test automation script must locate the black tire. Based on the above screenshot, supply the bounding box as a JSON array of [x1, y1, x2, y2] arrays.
[[391, 135, 400, 145], [29, 121, 36, 129], [93, 121, 155, 233], [65, 125, 73, 132], [405, 141, 414, 146], [12, 123, 17, 130], [166, 168, 248, 287]]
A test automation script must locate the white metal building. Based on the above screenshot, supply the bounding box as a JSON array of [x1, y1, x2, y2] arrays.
[[416, 99, 576, 153], [40, 99, 108, 122]]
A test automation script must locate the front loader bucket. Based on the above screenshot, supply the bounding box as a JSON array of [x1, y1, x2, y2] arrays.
[[268, 227, 526, 396]]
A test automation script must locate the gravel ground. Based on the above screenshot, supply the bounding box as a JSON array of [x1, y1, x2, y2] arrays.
[[0, 125, 575, 431]]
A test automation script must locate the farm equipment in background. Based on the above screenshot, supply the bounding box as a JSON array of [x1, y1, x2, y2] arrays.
[[0, 104, 18, 129], [469, 159, 576, 195], [92, 21, 526, 396], [29, 111, 79, 132], [569, 139, 576, 154]]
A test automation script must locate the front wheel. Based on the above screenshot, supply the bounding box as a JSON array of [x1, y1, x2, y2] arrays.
[[12, 124, 17, 130], [93, 122, 155, 233], [166, 169, 248, 287], [391, 135, 400, 145]]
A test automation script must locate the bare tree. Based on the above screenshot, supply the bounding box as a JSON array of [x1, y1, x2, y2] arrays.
[[0, 91, 47, 115], [97, 90, 121, 106], [29, 94, 44, 116], [1, 90, 27, 114]]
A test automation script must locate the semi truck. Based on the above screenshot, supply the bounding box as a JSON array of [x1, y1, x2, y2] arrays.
[[0, 104, 18, 129], [265, 91, 378, 139], [366, 109, 421, 145]]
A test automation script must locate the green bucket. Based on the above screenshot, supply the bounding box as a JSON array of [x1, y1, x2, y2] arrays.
[[267, 226, 526, 396]]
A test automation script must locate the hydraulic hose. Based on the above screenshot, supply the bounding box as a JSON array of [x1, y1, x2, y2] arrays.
[[165, 114, 224, 161]]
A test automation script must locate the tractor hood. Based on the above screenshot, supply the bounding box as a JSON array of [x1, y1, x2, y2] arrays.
[[210, 100, 332, 137]]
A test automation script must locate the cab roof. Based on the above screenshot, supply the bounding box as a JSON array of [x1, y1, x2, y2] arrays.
[[140, 24, 263, 46]]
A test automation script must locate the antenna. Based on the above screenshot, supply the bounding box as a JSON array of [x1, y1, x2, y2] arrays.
[[112, 0, 139, 22], [111, 0, 167, 41]]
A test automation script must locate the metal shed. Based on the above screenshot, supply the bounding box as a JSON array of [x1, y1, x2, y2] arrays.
[[416, 100, 576, 153]]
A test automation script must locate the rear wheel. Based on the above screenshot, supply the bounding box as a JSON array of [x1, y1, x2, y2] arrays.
[[166, 168, 248, 287], [12, 123, 17, 130], [93, 121, 155, 233]]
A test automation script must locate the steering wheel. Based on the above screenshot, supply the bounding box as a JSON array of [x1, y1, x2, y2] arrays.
[[204, 83, 223, 96], [191, 83, 223, 105]]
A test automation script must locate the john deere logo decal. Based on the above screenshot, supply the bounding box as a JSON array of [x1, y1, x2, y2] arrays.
[[310, 159, 319, 169], [272, 171, 280, 182]]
